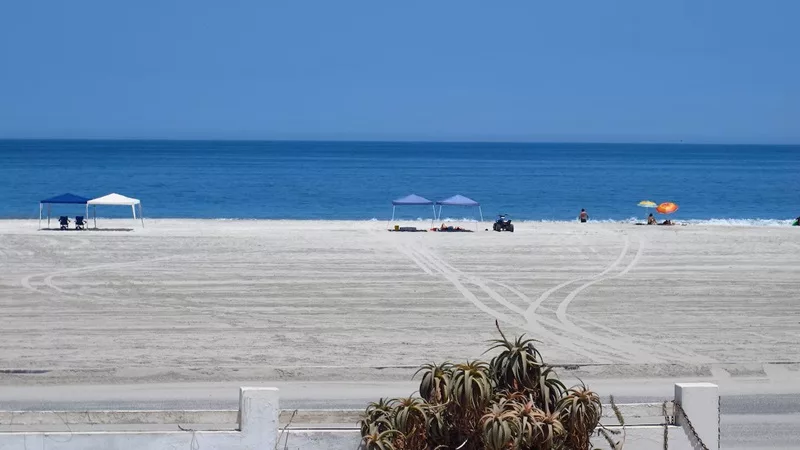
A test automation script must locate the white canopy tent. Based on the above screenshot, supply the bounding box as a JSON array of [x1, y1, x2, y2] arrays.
[[86, 193, 144, 228]]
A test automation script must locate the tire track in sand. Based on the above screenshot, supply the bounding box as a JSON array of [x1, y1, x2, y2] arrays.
[[21, 256, 175, 297], [486, 280, 630, 363], [399, 237, 653, 363], [524, 235, 630, 325], [550, 239, 668, 363], [514, 235, 682, 363], [405, 244, 526, 328], [404, 244, 624, 362], [551, 238, 657, 362], [553, 237, 714, 364], [524, 236, 667, 363], [20, 246, 278, 298], [394, 235, 713, 365], [392, 243, 434, 276]]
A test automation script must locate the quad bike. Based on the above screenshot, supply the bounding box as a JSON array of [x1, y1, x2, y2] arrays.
[[493, 214, 514, 232]]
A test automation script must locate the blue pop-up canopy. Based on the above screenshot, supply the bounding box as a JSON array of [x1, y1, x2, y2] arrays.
[[392, 194, 433, 206], [389, 194, 436, 225], [39, 193, 91, 229], [436, 194, 480, 207], [41, 193, 90, 204], [435, 194, 483, 222]]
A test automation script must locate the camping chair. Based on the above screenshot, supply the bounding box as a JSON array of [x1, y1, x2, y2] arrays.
[[58, 216, 70, 230], [75, 216, 86, 230]]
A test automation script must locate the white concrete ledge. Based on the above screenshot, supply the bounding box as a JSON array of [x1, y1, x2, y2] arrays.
[[0, 384, 719, 449], [283, 426, 695, 450], [675, 382, 720, 449], [0, 402, 674, 429], [0, 387, 278, 450]]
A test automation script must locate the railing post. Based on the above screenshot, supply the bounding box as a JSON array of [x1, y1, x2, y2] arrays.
[[674, 382, 719, 449], [239, 387, 280, 449]]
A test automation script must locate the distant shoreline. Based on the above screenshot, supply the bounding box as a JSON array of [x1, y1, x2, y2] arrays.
[[0, 218, 794, 229], [2, 138, 800, 147]]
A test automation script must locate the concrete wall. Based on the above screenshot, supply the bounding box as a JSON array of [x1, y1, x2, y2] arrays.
[[0, 383, 719, 449], [0, 387, 278, 450], [285, 426, 695, 450]]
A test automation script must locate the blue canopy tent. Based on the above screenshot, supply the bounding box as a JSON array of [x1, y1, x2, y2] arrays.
[[390, 194, 436, 227], [435, 195, 483, 224], [39, 193, 91, 229]]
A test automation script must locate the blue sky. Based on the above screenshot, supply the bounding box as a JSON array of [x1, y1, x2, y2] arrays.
[[0, 1, 797, 143]]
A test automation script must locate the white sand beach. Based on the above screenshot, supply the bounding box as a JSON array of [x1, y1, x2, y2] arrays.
[[0, 219, 798, 384]]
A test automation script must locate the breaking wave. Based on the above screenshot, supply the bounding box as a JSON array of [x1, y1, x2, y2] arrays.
[[382, 217, 796, 227]]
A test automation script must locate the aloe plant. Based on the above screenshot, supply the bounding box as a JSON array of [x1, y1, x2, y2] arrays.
[[360, 398, 396, 435], [487, 322, 544, 393], [481, 401, 518, 450], [535, 366, 567, 415], [527, 409, 565, 448], [425, 406, 451, 446], [393, 397, 428, 448], [450, 360, 493, 411], [511, 400, 542, 447], [359, 321, 621, 450], [557, 383, 602, 450], [362, 425, 402, 450], [415, 362, 453, 404]]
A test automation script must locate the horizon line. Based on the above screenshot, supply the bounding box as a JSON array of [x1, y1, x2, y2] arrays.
[[1, 137, 798, 147]]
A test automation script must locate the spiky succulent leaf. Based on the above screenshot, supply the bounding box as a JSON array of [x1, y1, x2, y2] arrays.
[[392, 397, 427, 436], [450, 360, 493, 410], [362, 426, 401, 450], [425, 406, 451, 445], [415, 362, 453, 404], [537, 366, 567, 414], [488, 321, 546, 392], [481, 403, 518, 450], [361, 398, 398, 436], [558, 382, 602, 449]]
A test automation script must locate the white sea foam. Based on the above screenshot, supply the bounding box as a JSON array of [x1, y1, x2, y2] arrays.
[[381, 217, 796, 227], [679, 218, 794, 227]]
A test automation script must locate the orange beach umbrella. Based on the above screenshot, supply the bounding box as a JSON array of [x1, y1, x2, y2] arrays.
[[656, 202, 679, 214]]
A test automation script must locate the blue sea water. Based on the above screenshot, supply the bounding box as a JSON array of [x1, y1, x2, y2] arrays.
[[1, 140, 798, 223]]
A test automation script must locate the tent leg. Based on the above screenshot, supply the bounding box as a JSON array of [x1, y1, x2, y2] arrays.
[[93, 206, 97, 229], [479, 206, 484, 222], [431, 205, 436, 228], [140, 204, 144, 228], [47, 204, 51, 228], [39, 203, 42, 230]]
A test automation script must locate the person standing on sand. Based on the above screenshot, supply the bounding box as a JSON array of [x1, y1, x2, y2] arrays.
[[579, 209, 589, 223]]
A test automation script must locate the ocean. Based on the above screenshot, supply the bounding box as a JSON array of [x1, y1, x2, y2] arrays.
[[1, 140, 798, 224]]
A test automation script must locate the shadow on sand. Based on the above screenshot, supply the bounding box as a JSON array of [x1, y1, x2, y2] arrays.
[[39, 228, 134, 232]]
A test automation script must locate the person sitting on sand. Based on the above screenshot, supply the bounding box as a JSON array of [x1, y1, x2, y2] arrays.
[[793, 216, 800, 226], [579, 209, 589, 223], [647, 214, 657, 225], [661, 219, 673, 226]]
